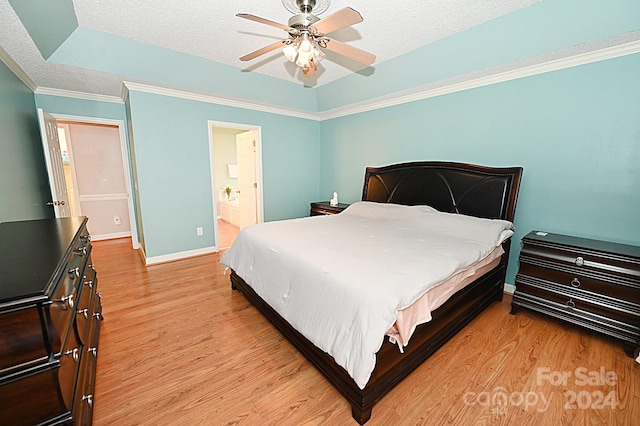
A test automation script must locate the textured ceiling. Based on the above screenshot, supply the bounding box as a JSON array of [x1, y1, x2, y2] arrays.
[[0, 0, 543, 96], [70, 0, 540, 85]]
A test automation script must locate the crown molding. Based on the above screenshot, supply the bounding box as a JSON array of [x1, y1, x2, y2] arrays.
[[0, 46, 37, 91], [317, 39, 640, 120], [121, 82, 320, 121], [31, 39, 640, 121], [34, 86, 123, 103]]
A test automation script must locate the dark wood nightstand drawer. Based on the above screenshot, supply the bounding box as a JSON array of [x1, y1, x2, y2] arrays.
[[310, 201, 350, 216], [515, 275, 640, 326], [518, 261, 640, 304]]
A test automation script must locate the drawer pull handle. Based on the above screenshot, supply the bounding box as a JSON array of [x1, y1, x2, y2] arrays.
[[81, 234, 92, 243], [84, 279, 93, 288], [93, 312, 104, 321], [75, 246, 87, 256], [566, 299, 576, 309], [65, 347, 79, 363], [570, 278, 581, 288], [82, 394, 93, 408], [575, 256, 584, 266], [58, 294, 74, 310], [77, 308, 88, 318], [68, 267, 80, 279], [88, 347, 97, 357]]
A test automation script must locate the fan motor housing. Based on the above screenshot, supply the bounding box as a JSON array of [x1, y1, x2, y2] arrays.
[[288, 13, 320, 29]]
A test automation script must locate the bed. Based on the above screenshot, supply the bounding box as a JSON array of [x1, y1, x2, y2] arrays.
[[222, 161, 523, 424]]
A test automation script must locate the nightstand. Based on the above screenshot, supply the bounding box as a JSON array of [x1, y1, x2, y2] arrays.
[[310, 201, 350, 216], [511, 230, 640, 358]]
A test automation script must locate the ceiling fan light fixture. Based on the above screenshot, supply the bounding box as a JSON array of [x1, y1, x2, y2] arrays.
[[285, 33, 325, 69], [238, 1, 375, 79], [283, 41, 299, 62]]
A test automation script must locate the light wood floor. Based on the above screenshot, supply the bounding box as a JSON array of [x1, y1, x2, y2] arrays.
[[91, 238, 639, 425], [217, 219, 239, 250]]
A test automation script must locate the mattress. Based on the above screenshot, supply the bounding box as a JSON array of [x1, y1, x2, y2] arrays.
[[221, 201, 514, 389]]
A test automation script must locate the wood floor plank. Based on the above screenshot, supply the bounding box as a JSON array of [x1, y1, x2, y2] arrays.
[[91, 238, 639, 425]]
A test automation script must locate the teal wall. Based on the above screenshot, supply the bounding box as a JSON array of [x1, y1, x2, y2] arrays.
[[0, 61, 51, 221], [316, 0, 640, 111], [48, 27, 318, 112], [2, 0, 638, 272], [127, 90, 321, 258], [319, 54, 640, 284]]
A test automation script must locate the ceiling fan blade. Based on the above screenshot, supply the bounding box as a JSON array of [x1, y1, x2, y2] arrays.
[[322, 38, 376, 66], [236, 13, 294, 32], [239, 40, 286, 61], [312, 7, 363, 35]]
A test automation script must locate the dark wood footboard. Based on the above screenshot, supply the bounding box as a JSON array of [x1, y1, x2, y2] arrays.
[[230, 258, 507, 423]]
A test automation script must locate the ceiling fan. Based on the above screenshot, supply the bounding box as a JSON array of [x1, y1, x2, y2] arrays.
[[237, 0, 376, 78]]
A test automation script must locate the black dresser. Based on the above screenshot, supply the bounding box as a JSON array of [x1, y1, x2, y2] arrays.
[[0, 217, 103, 425], [511, 231, 640, 358]]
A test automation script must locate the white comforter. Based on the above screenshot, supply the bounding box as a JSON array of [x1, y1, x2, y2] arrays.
[[220, 201, 514, 389]]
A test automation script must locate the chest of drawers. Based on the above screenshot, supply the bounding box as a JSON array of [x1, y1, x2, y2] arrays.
[[511, 231, 640, 358], [0, 217, 103, 425], [309, 201, 350, 216]]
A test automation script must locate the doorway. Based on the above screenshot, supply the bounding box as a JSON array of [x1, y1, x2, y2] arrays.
[[37, 110, 139, 249], [208, 121, 263, 250]]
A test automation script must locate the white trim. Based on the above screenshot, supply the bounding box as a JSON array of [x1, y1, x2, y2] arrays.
[[144, 246, 218, 266], [50, 113, 140, 250], [30, 40, 640, 121], [318, 40, 640, 120], [123, 81, 320, 121], [138, 245, 147, 264], [503, 283, 516, 295], [79, 193, 129, 202], [29, 40, 640, 121], [0, 46, 37, 91], [35, 87, 123, 104], [91, 231, 132, 241]]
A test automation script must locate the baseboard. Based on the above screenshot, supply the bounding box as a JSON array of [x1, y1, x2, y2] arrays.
[[91, 231, 132, 241], [144, 246, 218, 265]]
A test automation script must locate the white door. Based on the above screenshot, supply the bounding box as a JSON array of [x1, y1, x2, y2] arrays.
[[236, 130, 257, 229], [38, 109, 71, 217]]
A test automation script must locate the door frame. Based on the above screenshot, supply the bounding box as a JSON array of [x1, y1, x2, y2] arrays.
[[50, 113, 140, 250], [208, 120, 263, 251], [37, 109, 71, 217]]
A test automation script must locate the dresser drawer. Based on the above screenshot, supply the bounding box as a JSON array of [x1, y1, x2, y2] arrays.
[[74, 303, 102, 425], [0, 307, 48, 374], [0, 365, 68, 425], [521, 239, 640, 282], [518, 261, 640, 304], [76, 266, 97, 345], [516, 276, 640, 325]]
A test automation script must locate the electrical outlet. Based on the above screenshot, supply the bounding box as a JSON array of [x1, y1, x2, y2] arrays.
[[196, 227, 204, 236], [113, 215, 121, 225]]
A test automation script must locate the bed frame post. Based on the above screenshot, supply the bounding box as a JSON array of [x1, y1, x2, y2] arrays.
[[352, 405, 372, 425]]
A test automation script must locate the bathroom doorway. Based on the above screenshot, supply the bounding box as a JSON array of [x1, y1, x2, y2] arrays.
[[208, 121, 263, 250]]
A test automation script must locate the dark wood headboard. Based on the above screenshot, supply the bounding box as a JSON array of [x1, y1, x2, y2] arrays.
[[362, 161, 523, 222]]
